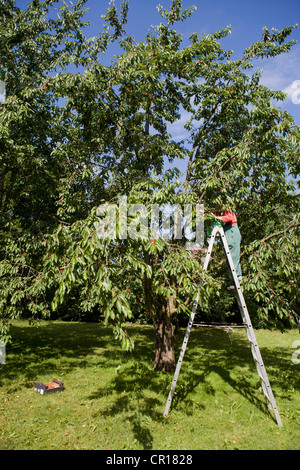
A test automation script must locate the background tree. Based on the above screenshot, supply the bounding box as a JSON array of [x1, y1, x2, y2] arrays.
[[1, 0, 299, 371], [0, 0, 93, 339]]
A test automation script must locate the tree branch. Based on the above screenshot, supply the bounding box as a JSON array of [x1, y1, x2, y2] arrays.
[[258, 220, 300, 244], [215, 218, 300, 269]]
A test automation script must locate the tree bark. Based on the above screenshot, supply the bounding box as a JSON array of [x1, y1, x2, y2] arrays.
[[153, 302, 175, 371], [144, 268, 177, 372]]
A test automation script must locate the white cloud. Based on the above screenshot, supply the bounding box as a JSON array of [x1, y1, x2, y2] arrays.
[[167, 108, 193, 141], [257, 44, 300, 103], [283, 80, 300, 104]]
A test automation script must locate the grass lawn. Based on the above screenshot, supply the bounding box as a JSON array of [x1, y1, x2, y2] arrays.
[[0, 320, 299, 450]]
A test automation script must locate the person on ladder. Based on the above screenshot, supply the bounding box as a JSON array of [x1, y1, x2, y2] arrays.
[[213, 209, 242, 290]]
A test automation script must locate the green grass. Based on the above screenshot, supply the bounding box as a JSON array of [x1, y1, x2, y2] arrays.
[[0, 320, 299, 450]]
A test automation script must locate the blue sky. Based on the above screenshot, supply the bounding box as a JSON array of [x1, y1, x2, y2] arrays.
[[86, 0, 300, 124], [14, 0, 300, 126]]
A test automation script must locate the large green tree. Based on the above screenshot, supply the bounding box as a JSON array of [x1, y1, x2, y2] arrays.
[[1, 0, 299, 371], [0, 0, 93, 339]]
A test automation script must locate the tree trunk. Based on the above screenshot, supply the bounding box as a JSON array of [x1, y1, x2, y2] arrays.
[[144, 265, 177, 372], [153, 304, 175, 371]]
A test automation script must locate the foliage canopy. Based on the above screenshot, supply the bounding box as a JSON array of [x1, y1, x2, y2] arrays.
[[0, 0, 299, 369]]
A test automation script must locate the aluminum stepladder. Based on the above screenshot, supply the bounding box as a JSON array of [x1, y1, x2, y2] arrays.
[[164, 225, 283, 427]]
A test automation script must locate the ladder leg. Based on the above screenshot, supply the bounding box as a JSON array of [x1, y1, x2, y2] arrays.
[[220, 228, 282, 427], [164, 294, 198, 417], [164, 227, 219, 417]]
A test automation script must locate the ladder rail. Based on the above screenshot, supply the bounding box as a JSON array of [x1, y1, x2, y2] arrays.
[[164, 225, 283, 427], [220, 227, 282, 426], [163, 227, 218, 418], [163, 293, 199, 417]]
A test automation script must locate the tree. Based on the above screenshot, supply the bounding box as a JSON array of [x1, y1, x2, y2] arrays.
[[0, 0, 93, 339], [1, 0, 299, 371]]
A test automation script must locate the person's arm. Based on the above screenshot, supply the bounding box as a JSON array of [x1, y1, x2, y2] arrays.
[[213, 212, 237, 224], [221, 212, 236, 224]]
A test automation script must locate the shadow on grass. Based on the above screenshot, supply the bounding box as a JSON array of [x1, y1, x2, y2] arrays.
[[2, 321, 298, 448], [1, 322, 144, 388], [88, 327, 298, 447]]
